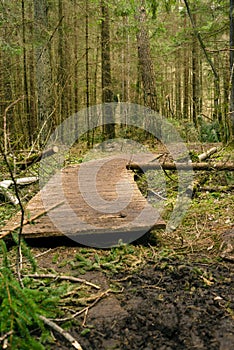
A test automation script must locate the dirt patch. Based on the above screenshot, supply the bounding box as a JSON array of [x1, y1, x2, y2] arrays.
[[44, 253, 233, 350], [79, 262, 233, 350]]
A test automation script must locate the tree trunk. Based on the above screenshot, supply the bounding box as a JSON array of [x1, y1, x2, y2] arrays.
[[34, 0, 52, 144], [136, 3, 157, 112], [28, 2, 37, 139], [184, 0, 220, 127], [230, 0, 234, 140], [192, 14, 199, 128], [175, 48, 182, 119], [136, 1, 161, 139], [73, 0, 79, 115], [101, 0, 115, 139], [57, 0, 66, 125], [21, 0, 32, 145], [183, 25, 189, 120], [86, 0, 90, 146]]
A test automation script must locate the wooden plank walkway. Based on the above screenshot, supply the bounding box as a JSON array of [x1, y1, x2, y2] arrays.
[[1, 154, 165, 247]]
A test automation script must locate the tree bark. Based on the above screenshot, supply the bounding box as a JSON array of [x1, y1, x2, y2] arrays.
[[230, 0, 234, 139], [136, 2, 157, 112], [192, 14, 200, 128], [34, 0, 52, 144], [21, 0, 32, 145], [183, 30, 189, 120], [86, 0, 90, 146], [101, 0, 115, 139], [184, 0, 220, 126], [136, 1, 161, 139], [128, 162, 234, 171]]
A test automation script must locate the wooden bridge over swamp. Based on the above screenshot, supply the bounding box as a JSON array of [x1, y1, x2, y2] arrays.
[[0, 154, 165, 248]]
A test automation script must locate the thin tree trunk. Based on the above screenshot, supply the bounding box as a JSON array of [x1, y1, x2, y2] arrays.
[[34, 0, 52, 144], [183, 40, 189, 119], [136, 1, 161, 139], [184, 0, 220, 125], [21, 0, 32, 145], [136, 3, 157, 112], [229, 0, 234, 140], [57, 0, 65, 125], [28, 2, 37, 140], [101, 0, 115, 139], [86, 0, 90, 146], [93, 34, 99, 106], [192, 16, 199, 128], [175, 49, 182, 119], [74, 0, 79, 114]]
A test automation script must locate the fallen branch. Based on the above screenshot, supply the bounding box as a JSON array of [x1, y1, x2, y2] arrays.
[[52, 289, 113, 323], [0, 177, 38, 205], [0, 185, 19, 205], [198, 147, 217, 161], [23, 273, 100, 290], [199, 185, 234, 192], [0, 330, 14, 343], [128, 161, 234, 171], [39, 315, 83, 350], [0, 177, 38, 188], [16, 146, 59, 170], [0, 201, 64, 239]]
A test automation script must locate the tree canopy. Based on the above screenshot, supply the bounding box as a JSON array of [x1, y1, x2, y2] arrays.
[[0, 0, 233, 149]]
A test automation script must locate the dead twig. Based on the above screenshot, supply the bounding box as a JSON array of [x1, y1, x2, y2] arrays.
[[0, 330, 14, 343], [23, 273, 100, 290], [52, 288, 123, 323], [39, 315, 83, 350], [34, 248, 53, 258], [0, 201, 64, 239]]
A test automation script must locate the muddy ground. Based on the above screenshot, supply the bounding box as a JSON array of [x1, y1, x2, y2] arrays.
[[31, 244, 233, 350]]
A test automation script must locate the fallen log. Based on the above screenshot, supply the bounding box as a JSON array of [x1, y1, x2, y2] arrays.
[[0, 177, 38, 205], [0, 186, 19, 205], [128, 161, 234, 171], [198, 147, 217, 161], [16, 146, 59, 169], [199, 185, 234, 193]]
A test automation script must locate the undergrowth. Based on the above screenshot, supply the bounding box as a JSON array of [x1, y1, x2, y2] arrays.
[[0, 240, 68, 349]]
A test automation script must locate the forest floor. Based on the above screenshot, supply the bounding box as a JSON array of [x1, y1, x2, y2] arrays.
[[0, 142, 234, 350], [30, 241, 234, 350]]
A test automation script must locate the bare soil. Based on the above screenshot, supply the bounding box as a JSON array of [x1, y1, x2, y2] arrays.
[[30, 243, 234, 350]]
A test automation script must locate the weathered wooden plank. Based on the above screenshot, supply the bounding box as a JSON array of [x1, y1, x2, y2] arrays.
[[1, 155, 165, 246]]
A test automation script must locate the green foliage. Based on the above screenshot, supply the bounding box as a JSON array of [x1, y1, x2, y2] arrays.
[[188, 150, 199, 162], [0, 204, 16, 228], [71, 244, 140, 275], [0, 242, 43, 349], [0, 240, 68, 349], [163, 119, 200, 142], [12, 234, 37, 272], [198, 118, 221, 142]]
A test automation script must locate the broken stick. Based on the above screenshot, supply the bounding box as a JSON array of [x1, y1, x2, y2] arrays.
[[39, 315, 83, 350], [198, 147, 217, 161], [0, 201, 64, 239]]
